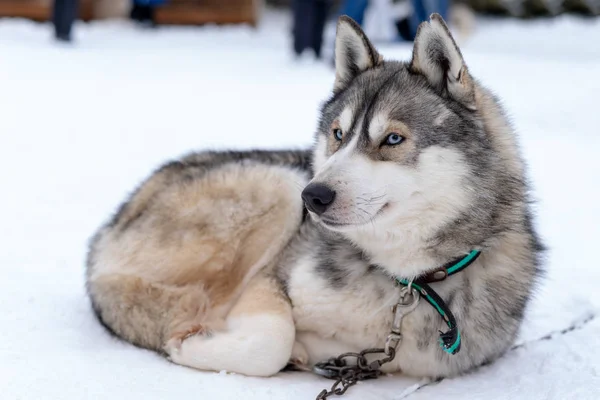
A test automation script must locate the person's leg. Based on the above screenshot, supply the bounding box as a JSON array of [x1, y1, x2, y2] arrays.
[[292, 0, 313, 56], [312, 0, 330, 58], [130, 0, 158, 25], [338, 0, 369, 26], [52, 0, 78, 42], [395, 17, 412, 41], [130, 1, 145, 22]]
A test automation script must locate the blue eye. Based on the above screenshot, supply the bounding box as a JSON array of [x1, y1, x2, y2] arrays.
[[385, 133, 404, 146], [333, 128, 343, 141]]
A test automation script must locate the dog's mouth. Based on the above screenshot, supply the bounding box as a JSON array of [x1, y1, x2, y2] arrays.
[[317, 203, 389, 229]]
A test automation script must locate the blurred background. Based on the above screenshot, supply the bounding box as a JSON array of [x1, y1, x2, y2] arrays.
[[0, 1, 599, 399], [0, 0, 599, 43]]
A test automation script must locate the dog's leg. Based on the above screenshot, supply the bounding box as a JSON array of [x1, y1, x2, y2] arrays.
[[165, 272, 295, 377]]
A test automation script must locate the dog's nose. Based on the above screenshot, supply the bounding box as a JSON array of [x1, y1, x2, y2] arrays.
[[302, 183, 336, 215]]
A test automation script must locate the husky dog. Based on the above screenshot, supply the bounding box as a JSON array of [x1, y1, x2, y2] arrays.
[[86, 14, 543, 380]]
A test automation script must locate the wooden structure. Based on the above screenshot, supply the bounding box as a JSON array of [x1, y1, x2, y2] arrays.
[[156, 0, 260, 26], [0, 0, 260, 25], [0, 0, 94, 21]]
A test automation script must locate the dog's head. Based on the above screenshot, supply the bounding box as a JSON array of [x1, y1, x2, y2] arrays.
[[303, 15, 495, 238]]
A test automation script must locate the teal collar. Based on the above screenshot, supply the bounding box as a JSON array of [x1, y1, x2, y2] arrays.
[[394, 250, 481, 355]]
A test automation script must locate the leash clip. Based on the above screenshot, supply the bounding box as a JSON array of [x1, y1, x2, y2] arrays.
[[385, 287, 419, 355]]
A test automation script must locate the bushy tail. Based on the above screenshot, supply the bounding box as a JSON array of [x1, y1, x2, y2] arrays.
[[87, 274, 210, 352]]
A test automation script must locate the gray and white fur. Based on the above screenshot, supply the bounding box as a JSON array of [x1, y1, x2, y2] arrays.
[[86, 14, 544, 380]]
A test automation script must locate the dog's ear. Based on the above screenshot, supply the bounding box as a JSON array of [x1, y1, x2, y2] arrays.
[[334, 16, 382, 93], [410, 14, 476, 110]]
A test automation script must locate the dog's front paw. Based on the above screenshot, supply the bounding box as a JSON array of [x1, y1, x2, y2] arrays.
[[286, 341, 310, 371], [164, 324, 210, 355]]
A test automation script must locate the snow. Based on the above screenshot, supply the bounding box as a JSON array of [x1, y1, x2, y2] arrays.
[[1, 10, 599, 400]]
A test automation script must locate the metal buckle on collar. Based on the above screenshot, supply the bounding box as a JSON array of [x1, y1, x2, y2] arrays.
[[385, 287, 420, 355]]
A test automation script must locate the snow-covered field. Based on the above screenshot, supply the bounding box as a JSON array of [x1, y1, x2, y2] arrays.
[[0, 10, 599, 400]]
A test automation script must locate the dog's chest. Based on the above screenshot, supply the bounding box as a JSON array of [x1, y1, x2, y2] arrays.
[[286, 253, 404, 362]]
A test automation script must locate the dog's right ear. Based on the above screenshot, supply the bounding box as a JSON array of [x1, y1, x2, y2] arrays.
[[334, 16, 382, 93], [410, 14, 476, 110]]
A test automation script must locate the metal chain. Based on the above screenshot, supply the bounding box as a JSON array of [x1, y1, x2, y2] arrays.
[[314, 347, 396, 400], [313, 287, 420, 400]]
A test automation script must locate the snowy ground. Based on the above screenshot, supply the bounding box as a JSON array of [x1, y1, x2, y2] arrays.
[[0, 10, 599, 400]]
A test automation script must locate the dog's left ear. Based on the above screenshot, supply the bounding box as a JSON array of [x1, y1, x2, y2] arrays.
[[410, 14, 476, 110], [334, 16, 383, 93]]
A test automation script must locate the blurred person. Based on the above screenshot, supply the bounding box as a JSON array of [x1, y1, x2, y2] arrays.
[[338, 0, 450, 41], [292, 0, 331, 58], [130, 0, 167, 25], [338, 0, 368, 26], [53, 0, 78, 41]]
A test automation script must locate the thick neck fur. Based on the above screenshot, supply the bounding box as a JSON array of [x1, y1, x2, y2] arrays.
[[340, 207, 474, 279]]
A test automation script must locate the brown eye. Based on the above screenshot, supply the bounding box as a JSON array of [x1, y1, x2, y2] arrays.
[[383, 133, 404, 146], [333, 128, 343, 141]]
